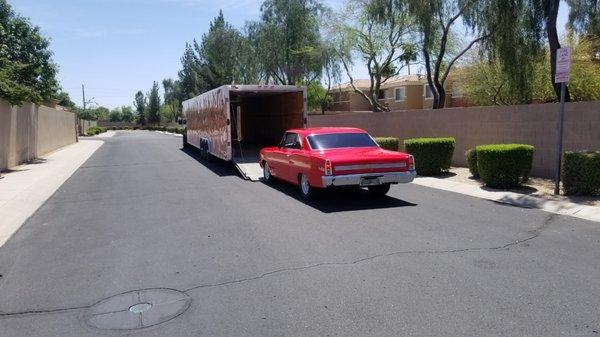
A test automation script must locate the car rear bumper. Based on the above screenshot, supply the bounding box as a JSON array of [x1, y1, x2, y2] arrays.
[[321, 170, 416, 187]]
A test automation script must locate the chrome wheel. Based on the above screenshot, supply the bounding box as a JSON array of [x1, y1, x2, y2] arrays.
[[300, 174, 310, 196], [263, 162, 271, 182]]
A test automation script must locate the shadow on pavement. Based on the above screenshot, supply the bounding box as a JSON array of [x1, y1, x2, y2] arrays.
[[264, 180, 418, 213], [180, 146, 238, 178]]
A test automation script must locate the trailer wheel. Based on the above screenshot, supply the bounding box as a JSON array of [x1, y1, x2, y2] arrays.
[[200, 140, 207, 159], [182, 130, 188, 148]]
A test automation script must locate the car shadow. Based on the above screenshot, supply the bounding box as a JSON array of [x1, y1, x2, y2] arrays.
[[264, 180, 418, 213], [179, 146, 238, 177]]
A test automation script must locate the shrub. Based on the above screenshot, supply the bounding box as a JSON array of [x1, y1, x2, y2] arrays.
[[85, 126, 107, 136], [466, 148, 479, 178], [404, 137, 455, 175], [562, 151, 600, 195], [476, 144, 534, 188], [374, 137, 399, 151]]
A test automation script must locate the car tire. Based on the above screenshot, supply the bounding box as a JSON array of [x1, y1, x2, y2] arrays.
[[299, 173, 317, 200], [263, 162, 272, 183], [367, 183, 391, 197]]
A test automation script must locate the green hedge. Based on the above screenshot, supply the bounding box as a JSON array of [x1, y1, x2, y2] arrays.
[[404, 137, 455, 175], [562, 151, 600, 195], [476, 144, 534, 188], [374, 137, 399, 151], [85, 126, 106, 136], [466, 148, 479, 178]]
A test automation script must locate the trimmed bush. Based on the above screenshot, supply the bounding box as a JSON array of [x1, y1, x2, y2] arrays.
[[374, 137, 399, 151], [404, 137, 455, 175], [562, 151, 600, 195], [476, 144, 534, 188], [85, 126, 107, 136], [466, 148, 479, 178]]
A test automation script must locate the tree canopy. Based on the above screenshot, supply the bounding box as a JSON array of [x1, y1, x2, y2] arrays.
[[0, 0, 59, 105]]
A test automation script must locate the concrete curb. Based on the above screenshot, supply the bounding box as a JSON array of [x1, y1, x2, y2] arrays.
[[412, 177, 600, 223], [0, 140, 104, 247], [155, 131, 183, 137], [94, 130, 116, 138]]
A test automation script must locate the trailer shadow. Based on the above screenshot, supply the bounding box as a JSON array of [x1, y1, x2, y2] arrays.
[[180, 147, 238, 177], [264, 180, 418, 213]]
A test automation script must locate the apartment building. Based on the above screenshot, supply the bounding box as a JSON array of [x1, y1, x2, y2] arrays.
[[329, 74, 469, 112]]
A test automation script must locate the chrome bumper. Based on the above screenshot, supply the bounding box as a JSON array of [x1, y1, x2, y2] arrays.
[[321, 170, 416, 187]]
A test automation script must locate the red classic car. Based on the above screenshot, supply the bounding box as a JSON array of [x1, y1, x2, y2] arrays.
[[259, 127, 416, 199]]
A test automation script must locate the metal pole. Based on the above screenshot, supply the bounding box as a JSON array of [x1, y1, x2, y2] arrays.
[[554, 82, 566, 195], [82, 84, 86, 112]]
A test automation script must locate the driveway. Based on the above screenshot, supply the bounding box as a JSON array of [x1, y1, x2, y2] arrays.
[[0, 131, 598, 336]]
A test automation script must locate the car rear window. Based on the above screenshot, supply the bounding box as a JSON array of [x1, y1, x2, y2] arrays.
[[307, 133, 378, 150]]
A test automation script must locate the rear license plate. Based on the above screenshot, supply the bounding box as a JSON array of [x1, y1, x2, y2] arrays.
[[360, 177, 381, 186]]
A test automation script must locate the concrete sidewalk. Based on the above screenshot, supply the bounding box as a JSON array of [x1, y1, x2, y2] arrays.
[[413, 176, 600, 223], [0, 140, 103, 247]]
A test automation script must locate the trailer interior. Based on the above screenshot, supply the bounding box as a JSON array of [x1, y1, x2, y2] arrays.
[[229, 90, 305, 180]]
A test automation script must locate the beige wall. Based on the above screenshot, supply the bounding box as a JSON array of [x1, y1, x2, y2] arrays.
[[37, 106, 77, 156], [1, 99, 77, 171], [79, 119, 98, 134], [309, 101, 600, 178]]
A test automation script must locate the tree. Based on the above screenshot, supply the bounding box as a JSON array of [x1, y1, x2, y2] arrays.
[[109, 108, 123, 122], [134, 91, 147, 125], [566, 0, 600, 38], [306, 81, 332, 114], [75, 105, 109, 121], [331, 0, 415, 112], [178, 43, 204, 100], [0, 0, 59, 105], [121, 106, 134, 122], [147, 82, 161, 125], [162, 78, 183, 122], [197, 11, 248, 88], [54, 90, 76, 110], [0, 58, 38, 105], [398, 0, 492, 109], [254, 0, 327, 84], [566, 0, 600, 59], [462, 37, 600, 105]]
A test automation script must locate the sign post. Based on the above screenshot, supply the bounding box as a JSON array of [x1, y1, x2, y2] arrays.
[[554, 47, 571, 195]]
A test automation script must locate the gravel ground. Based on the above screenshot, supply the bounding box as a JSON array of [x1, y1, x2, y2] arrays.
[[444, 167, 600, 206]]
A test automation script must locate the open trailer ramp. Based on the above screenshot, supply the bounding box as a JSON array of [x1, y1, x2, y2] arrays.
[[232, 144, 263, 181], [233, 160, 263, 181]]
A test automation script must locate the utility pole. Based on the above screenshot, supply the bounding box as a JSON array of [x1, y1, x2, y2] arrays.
[[82, 84, 86, 112]]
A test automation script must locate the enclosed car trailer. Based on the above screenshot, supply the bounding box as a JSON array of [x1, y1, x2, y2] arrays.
[[182, 85, 307, 180]]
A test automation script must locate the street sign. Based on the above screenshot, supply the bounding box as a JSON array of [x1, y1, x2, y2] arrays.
[[554, 47, 571, 195], [555, 47, 571, 83]]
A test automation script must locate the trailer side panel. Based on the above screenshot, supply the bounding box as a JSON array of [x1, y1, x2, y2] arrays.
[[183, 87, 231, 161]]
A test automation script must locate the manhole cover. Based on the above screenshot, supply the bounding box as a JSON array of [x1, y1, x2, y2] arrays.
[[84, 288, 191, 330]]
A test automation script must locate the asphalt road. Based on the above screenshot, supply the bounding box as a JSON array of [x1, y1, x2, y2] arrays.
[[0, 131, 599, 337]]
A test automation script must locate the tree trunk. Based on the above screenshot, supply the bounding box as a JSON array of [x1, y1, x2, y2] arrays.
[[436, 84, 446, 109], [423, 49, 440, 109], [545, 0, 571, 102]]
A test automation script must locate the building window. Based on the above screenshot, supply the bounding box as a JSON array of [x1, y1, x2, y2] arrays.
[[424, 84, 433, 99], [452, 85, 462, 97], [394, 87, 406, 102]]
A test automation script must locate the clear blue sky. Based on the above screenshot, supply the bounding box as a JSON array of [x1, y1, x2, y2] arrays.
[[12, 0, 569, 109]]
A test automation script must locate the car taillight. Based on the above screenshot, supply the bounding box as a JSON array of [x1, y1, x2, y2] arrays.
[[408, 155, 415, 171], [324, 159, 333, 176]]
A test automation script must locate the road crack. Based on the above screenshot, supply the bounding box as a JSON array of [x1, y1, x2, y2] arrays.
[[0, 214, 556, 318]]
